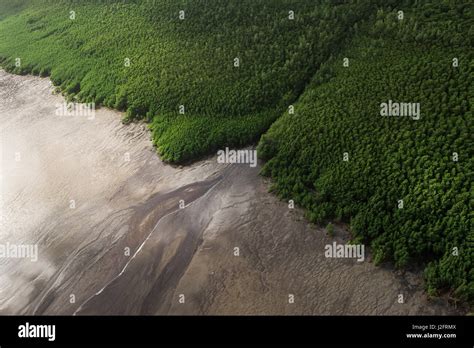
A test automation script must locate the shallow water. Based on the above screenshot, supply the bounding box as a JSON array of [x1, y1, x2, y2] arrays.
[[0, 70, 459, 315]]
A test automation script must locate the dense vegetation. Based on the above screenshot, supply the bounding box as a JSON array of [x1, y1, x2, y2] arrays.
[[259, 3, 473, 303], [0, 0, 372, 162], [0, 0, 472, 304]]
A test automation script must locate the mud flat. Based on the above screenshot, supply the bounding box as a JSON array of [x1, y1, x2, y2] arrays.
[[0, 70, 460, 315]]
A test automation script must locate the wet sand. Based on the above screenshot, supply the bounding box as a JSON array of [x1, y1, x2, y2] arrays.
[[0, 69, 460, 315]]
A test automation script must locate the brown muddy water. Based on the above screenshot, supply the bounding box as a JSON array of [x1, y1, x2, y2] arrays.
[[0, 69, 459, 315]]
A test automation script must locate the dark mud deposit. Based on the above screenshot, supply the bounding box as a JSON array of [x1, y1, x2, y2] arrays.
[[0, 70, 459, 315]]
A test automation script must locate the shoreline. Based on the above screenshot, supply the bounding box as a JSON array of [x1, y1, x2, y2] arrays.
[[0, 69, 464, 315]]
